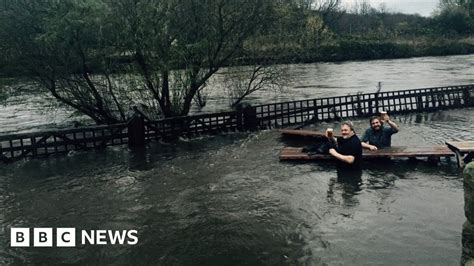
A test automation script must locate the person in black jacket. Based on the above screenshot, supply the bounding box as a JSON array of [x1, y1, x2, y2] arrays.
[[327, 121, 363, 167]]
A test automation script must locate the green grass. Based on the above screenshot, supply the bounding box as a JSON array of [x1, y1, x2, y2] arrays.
[[241, 35, 474, 64]]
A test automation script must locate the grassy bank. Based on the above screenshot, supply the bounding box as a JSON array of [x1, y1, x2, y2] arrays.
[[2, 37, 473, 78], [241, 36, 474, 65]]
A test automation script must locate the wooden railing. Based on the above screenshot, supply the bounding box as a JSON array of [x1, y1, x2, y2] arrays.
[[0, 123, 128, 162], [144, 111, 240, 140], [254, 84, 474, 128], [1, 84, 473, 162]]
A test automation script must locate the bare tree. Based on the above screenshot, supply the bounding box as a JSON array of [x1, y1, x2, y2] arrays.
[[223, 64, 290, 108], [0, 0, 131, 124], [110, 0, 273, 117], [1, 0, 276, 124]]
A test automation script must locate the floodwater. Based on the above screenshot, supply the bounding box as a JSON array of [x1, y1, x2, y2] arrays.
[[0, 55, 473, 265], [0, 54, 473, 134], [201, 54, 474, 112], [1, 108, 473, 264]]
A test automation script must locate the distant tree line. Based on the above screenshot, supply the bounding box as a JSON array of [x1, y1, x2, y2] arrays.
[[0, 0, 472, 123], [435, 0, 473, 34], [245, 0, 473, 63]]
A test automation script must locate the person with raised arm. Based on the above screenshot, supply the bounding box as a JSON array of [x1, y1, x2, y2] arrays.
[[361, 111, 399, 151]]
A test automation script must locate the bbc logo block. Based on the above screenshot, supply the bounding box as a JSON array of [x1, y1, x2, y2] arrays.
[[10, 228, 30, 247], [11, 228, 76, 247], [57, 228, 76, 247], [33, 228, 53, 247], [10, 228, 137, 247]]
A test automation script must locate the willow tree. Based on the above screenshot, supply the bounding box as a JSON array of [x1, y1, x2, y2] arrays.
[[2, 0, 349, 122], [108, 0, 273, 117], [0, 0, 129, 124], [1, 0, 273, 122]]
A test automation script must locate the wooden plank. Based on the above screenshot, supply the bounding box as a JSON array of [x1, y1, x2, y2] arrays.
[[446, 141, 474, 153], [280, 129, 326, 138], [280, 129, 341, 138], [446, 141, 474, 168], [279, 146, 455, 161]]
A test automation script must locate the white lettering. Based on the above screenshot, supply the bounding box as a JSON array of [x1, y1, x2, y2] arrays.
[[96, 230, 107, 245], [108, 230, 127, 245], [11, 228, 138, 247], [81, 230, 95, 245], [127, 230, 138, 245]]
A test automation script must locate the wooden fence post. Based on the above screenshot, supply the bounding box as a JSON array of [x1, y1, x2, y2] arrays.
[[31, 137, 37, 156], [464, 88, 473, 107], [0, 143, 4, 162], [128, 110, 145, 148], [367, 99, 373, 115], [243, 106, 258, 131], [416, 95, 424, 111], [374, 95, 379, 114], [236, 104, 257, 131], [237, 108, 244, 131]]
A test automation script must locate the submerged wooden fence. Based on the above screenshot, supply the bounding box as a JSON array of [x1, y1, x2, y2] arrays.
[[0, 124, 129, 162], [1, 84, 473, 162], [254, 84, 474, 128]]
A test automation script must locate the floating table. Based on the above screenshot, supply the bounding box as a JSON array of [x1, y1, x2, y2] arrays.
[[446, 141, 474, 168], [280, 129, 473, 168], [280, 146, 455, 161]]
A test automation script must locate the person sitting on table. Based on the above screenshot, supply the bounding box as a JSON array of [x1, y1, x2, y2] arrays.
[[361, 112, 399, 151], [327, 121, 363, 167]]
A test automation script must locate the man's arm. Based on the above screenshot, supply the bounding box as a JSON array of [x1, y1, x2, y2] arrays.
[[361, 129, 377, 150], [386, 119, 399, 132], [329, 148, 355, 164], [361, 142, 377, 151], [383, 115, 399, 132]]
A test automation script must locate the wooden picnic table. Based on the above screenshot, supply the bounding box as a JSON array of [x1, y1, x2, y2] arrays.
[[446, 141, 474, 168], [280, 129, 473, 168], [280, 146, 454, 161]]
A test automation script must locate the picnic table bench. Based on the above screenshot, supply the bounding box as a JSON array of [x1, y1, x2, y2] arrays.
[[446, 141, 474, 168]]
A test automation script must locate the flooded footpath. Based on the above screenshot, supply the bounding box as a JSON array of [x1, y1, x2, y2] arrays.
[[1, 108, 473, 264]]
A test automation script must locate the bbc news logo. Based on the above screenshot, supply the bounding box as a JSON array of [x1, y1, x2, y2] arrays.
[[10, 228, 138, 247]]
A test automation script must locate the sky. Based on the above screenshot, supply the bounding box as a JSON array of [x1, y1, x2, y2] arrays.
[[343, 0, 440, 17]]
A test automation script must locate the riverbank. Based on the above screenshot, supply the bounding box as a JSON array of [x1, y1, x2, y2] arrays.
[[240, 36, 474, 65], [1, 37, 473, 78]]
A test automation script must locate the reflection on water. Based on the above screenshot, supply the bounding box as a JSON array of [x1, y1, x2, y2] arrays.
[[327, 168, 363, 209], [1, 108, 472, 264]]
